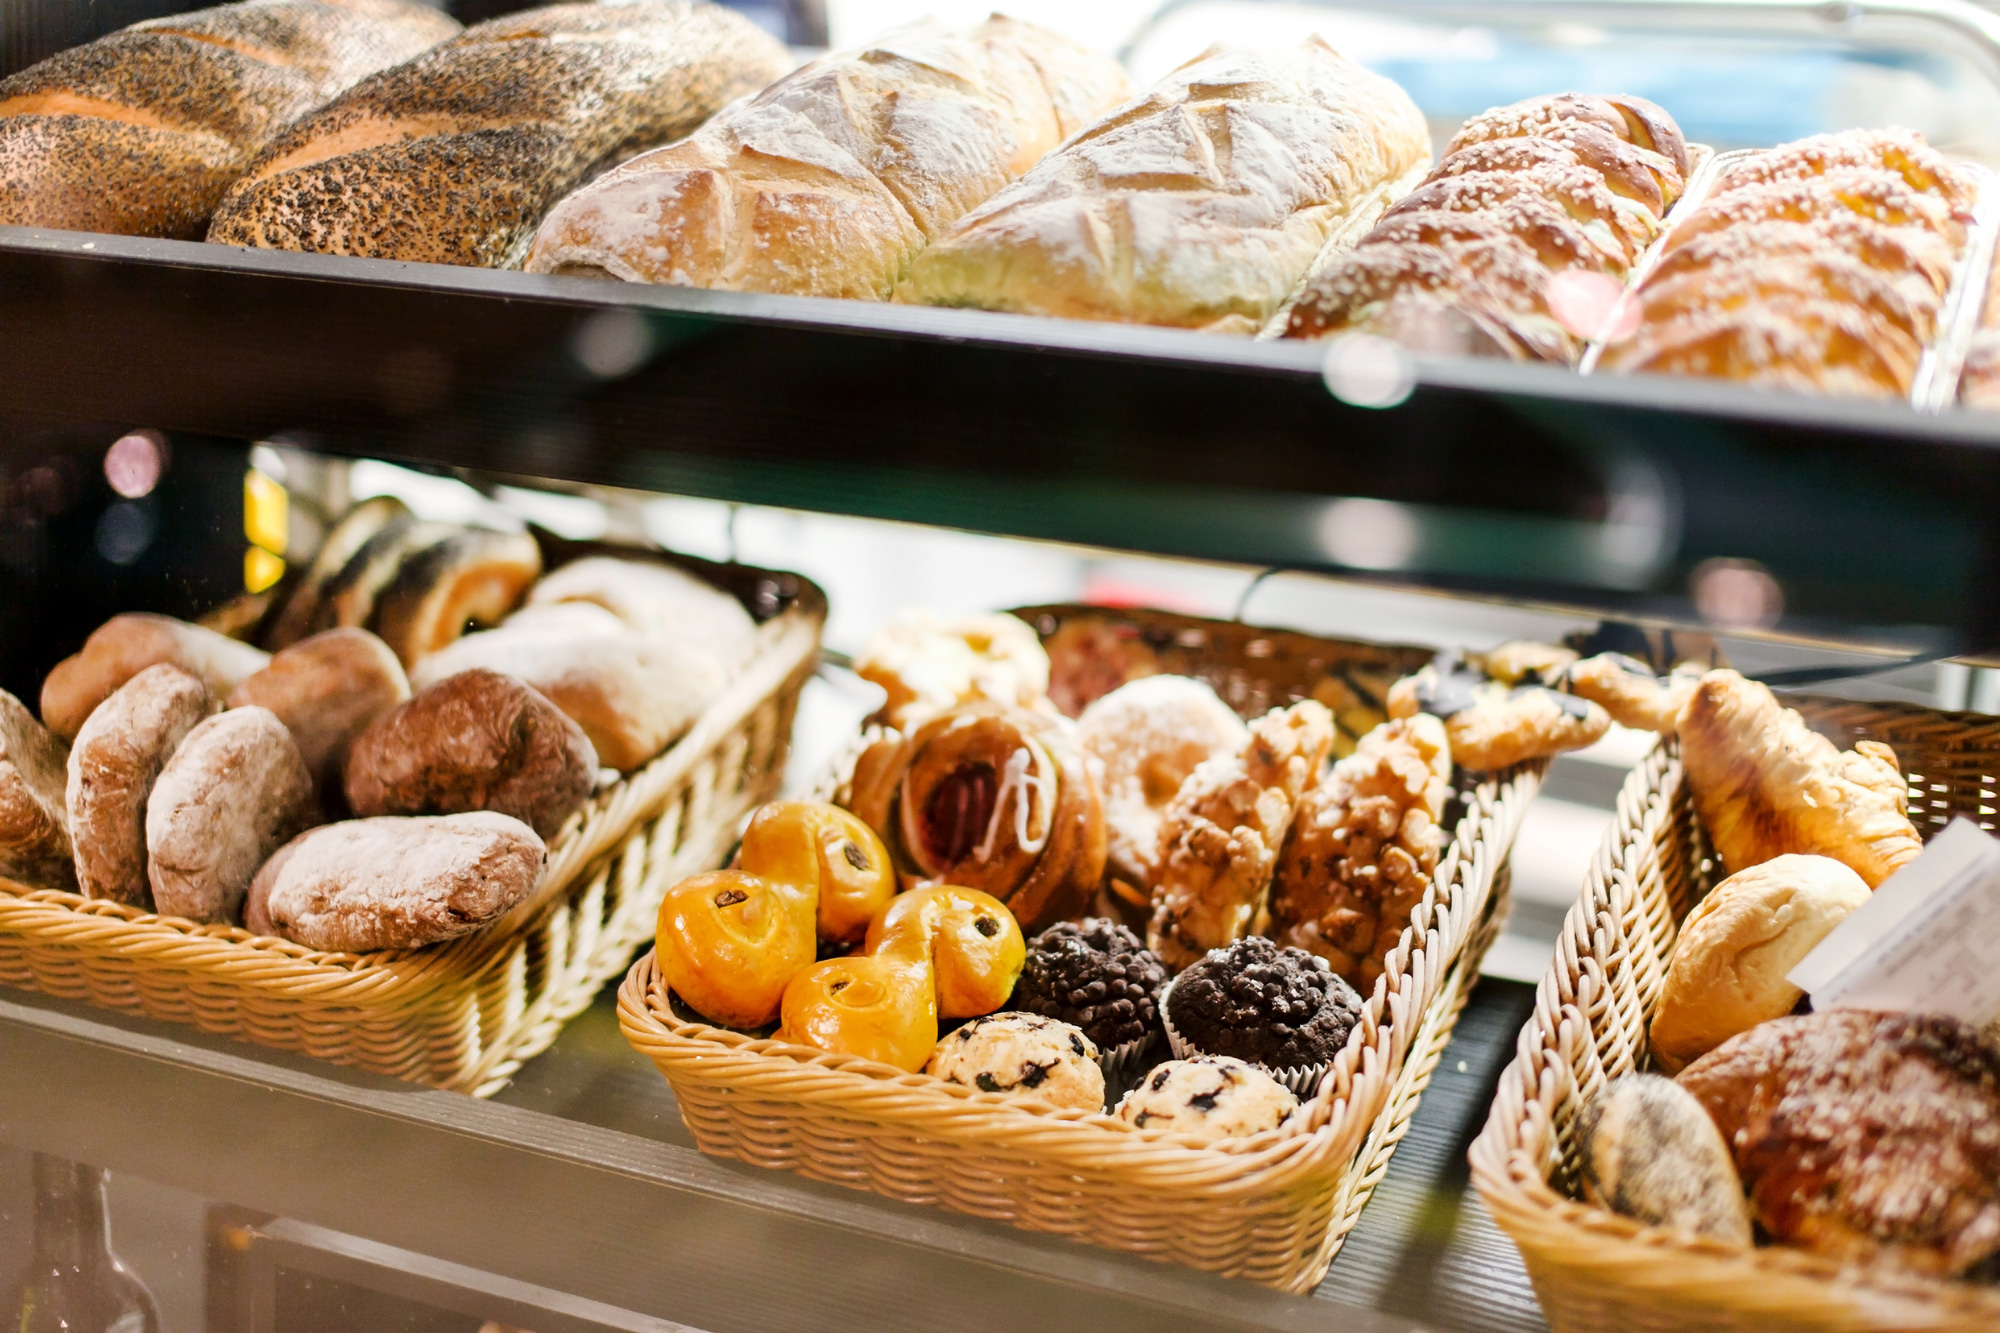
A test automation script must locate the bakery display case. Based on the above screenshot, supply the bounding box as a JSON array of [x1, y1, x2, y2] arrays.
[[4, 0, 2000, 1328]]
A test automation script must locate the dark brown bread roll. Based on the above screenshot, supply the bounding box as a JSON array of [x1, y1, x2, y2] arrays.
[[227, 626, 409, 791], [0, 0, 458, 239], [1677, 1010, 2000, 1276], [344, 668, 596, 839], [41, 613, 268, 742], [208, 1, 792, 268], [245, 811, 545, 950], [64, 664, 214, 905], [145, 706, 316, 923], [0, 690, 74, 890]]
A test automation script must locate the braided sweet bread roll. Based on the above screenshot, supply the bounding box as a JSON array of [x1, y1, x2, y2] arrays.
[[902, 40, 1430, 332], [1601, 128, 1975, 398], [525, 16, 1130, 296], [1283, 92, 1687, 358], [0, 0, 457, 239], [846, 702, 1106, 932]]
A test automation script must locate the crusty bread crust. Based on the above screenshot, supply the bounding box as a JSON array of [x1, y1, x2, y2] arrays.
[[41, 613, 270, 742], [525, 16, 1130, 296], [209, 1, 792, 267], [145, 705, 316, 922], [903, 41, 1430, 331], [65, 664, 213, 905], [227, 627, 409, 790], [0, 690, 74, 890]]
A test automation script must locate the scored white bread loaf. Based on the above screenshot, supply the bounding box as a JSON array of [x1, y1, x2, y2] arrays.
[[524, 16, 1131, 298], [0, 0, 458, 239], [208, 2, 792, 268], [902, 40, 1429, 333]]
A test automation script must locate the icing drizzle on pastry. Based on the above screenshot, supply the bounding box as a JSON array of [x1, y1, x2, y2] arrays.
[[975, 747, 1049, 862]]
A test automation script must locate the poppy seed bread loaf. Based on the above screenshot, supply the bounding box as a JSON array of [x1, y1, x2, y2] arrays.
[[208, 1, 792, 267], [0, 0, 458, 238]]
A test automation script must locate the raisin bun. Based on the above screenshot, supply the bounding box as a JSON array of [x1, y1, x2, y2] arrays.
[[1166, 935, 1363, 1072], [1114, 1056, 1297, 1143], [1011, 917, 1167, 1054], [925, 1012, 1104, 1111]]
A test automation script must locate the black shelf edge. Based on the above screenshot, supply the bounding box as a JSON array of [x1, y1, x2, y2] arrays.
[[5, 225, 1999, 650]]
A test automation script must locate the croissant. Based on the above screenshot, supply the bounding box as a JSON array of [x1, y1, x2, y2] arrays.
[[1677, 670, 1921, 887], [846, 702, 1106, 931], [1146, 699, 1334, 970]]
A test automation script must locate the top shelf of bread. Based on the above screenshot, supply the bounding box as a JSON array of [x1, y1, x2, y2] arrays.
[[7, 0, 2000, 653]]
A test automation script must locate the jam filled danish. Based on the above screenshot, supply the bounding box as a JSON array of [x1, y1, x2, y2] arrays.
[[846, 703, 1107, 932]]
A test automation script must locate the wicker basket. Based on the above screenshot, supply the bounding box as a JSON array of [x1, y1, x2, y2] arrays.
[[619, 608, 1543, 1290], [0, 554, 825, 1097], [1470, 695, 2000, 1332]]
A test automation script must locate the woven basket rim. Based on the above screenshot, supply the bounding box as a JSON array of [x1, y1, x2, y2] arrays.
[[1469, 694, 2000, 1323], [621, 759, 1538, 1176], [0, 562, 828, 993]]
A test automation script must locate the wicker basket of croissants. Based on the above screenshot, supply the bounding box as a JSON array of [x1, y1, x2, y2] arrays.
[[1472, 675, 2000, 1330], [618, 605, 1681, 1289], [0, 504, 824, 1095]]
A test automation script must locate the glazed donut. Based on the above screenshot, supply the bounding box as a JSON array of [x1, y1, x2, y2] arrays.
[[846, 703, 1107, 932], [1388, 651, 1608, 770], [779, 883, 1026, 1071], [1076, 675, 1248, 894], [855, 609, 1050, 729], [655, 802, 896, 1028]]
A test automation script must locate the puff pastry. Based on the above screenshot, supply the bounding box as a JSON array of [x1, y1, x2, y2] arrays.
[[1677, 669, 1921, 887], [1147, 699, 1333, 970]]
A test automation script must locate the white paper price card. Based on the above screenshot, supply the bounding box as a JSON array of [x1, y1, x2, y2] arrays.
[[1788, 817, 2000, 1024]]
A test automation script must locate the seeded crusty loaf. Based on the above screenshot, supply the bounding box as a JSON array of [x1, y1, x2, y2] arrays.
[[0, 0, 457, 239], [209, 1, 792, 268], [904, 41, 1430, 332], [525, 16, 1131, 296], [145, 706, 316, 923]]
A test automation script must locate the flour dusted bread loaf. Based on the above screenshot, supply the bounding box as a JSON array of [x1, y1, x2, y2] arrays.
[[246, 811, 546, 950], [65, 664, 214, 905], [344, 668, 596, 839], [525, 16, 1131, 296], [0, 691, 74, 890], [409, 615, 723, 771], [525, 557, 757, 664], [209, 2, 791, 267], [145, 706, 316, 922], [0, 0, 457, 239], [227, 627, 409, 790], [42, 613, 269, 741], [904, 41, 1429, 332]]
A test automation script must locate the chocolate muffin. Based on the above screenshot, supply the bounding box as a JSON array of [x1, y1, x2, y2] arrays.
[[1011, 917, 1168, 1053], [1166, 936, 1363, 1071]]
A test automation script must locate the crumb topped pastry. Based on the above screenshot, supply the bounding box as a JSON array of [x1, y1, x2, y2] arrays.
[[1011, 917, 1168, 1054], [1166, 936, 1362, 1071], [1114, 1056, 1298, 1142], [925, 1012, 1104, 1111]]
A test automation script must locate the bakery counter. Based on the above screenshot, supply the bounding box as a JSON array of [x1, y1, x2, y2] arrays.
[[4, 225, 2000, 655], [0, 967, 1544, 1333]]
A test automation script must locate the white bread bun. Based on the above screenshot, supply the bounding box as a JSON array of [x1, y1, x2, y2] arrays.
[[1649, 853, 1869, 1073]]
